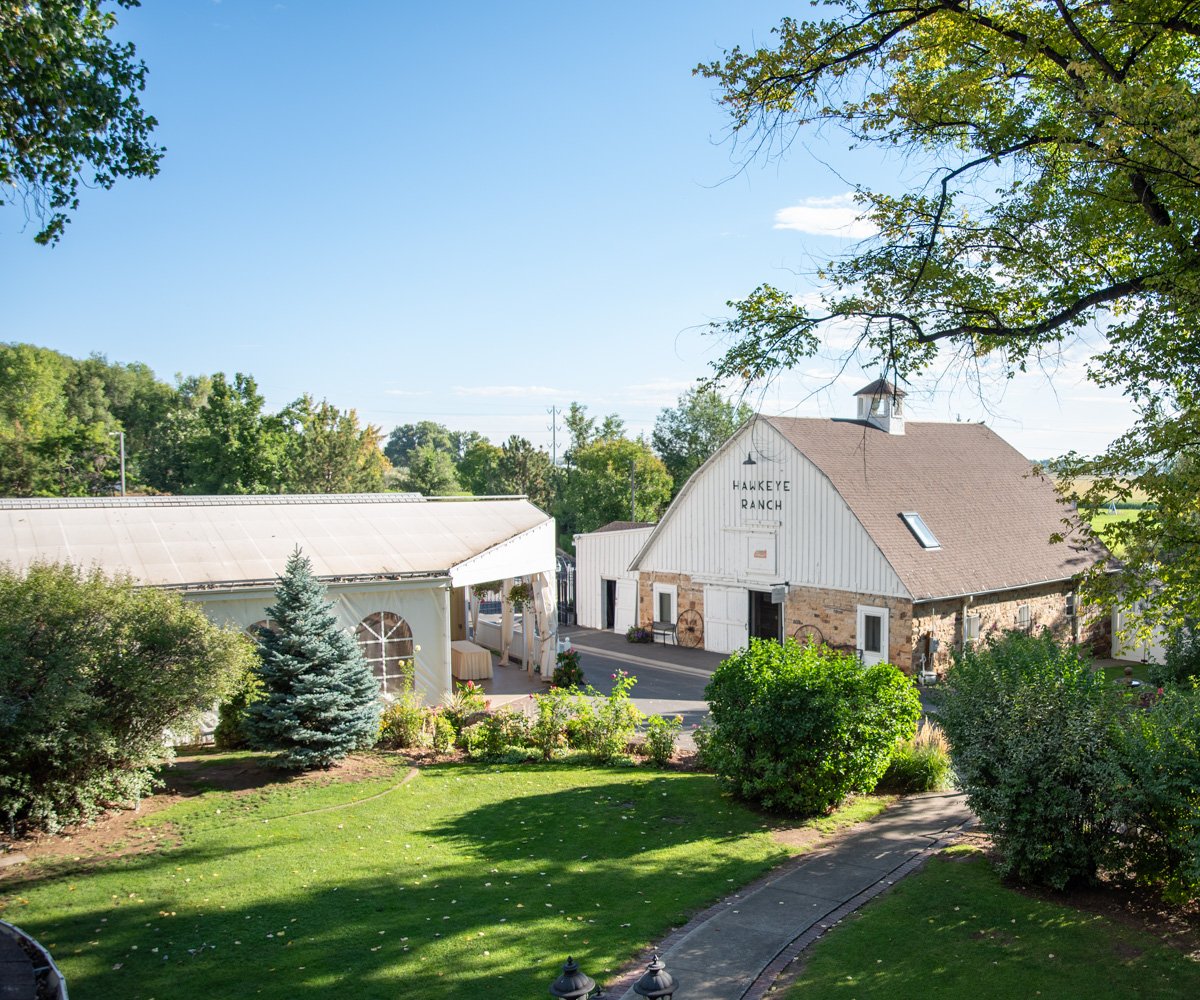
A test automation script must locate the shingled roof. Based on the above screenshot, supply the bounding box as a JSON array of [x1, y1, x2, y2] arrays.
[[763, 416, 1105, 602]]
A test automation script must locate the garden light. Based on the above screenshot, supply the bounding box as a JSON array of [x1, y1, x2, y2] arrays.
[[632, 953, 677, 999], [549, 955, 595, 999]]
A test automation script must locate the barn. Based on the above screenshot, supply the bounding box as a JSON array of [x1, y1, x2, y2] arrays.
[[577, 381, 1108, 675], [0, 493, 557, 703]]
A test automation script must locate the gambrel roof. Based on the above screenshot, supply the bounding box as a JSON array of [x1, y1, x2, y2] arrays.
[[761, 416, 1104, 601]]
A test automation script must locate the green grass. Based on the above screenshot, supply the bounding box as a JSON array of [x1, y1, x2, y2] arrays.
[[788, 848, 1200, 998], [0, 759, 885, 1000], [1087, 508, 1142, 556], [1096, 662, 1154, 685]]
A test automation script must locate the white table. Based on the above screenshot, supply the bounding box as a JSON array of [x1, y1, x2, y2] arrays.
[[451, 640, 493, 681]]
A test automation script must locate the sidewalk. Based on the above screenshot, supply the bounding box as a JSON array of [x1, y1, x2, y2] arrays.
[[605, 790, 975, 1000]]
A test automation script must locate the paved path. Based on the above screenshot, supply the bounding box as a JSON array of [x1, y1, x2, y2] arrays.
[[605, 791, 975, 1000]]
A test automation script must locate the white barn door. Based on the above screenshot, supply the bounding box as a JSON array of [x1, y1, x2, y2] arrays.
[[705, 585, 748, 654], [614, 579, 638, 634]]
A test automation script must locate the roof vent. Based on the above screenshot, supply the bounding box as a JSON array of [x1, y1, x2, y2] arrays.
[[855, 379, 905, 434]]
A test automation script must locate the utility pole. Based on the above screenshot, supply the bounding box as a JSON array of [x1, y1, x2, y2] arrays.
[[546, 405, 560, 467], [630, 460, 636, 522], [109, 431, 126, 496]]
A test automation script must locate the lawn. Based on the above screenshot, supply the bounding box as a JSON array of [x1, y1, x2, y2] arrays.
[[788, 846, 1200, 998], [0, 753, 889, 1000]]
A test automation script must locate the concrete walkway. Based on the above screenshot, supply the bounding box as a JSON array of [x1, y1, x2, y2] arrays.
[[605, 791, 975, 1000]]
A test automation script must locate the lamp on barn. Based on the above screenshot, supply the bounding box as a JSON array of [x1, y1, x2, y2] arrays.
[[743, 451, 757, 466], [549, 956, 596, 999], [633, 953, 677, 999]]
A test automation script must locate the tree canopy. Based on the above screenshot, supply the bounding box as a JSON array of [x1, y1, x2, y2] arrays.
[[1, 0, 163, 244], [652, 387, 753, 495], [698, 0, 1200, 632], [559, 436, 672, 535]]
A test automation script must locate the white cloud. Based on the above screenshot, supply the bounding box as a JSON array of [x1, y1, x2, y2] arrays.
[[774, 194, 878, 239], [452, 385, 569, 398]]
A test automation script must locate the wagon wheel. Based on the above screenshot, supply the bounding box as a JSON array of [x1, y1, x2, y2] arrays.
[[676, 609, 704, 648], [793, 622, 825, 647]]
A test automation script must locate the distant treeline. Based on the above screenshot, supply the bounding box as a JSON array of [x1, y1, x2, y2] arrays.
[[1, 344, 752, 551]]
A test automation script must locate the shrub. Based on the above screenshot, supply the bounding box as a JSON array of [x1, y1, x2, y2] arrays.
[[1113, 687, 1200, 902], [529, 688, 575, 760], [551, 649, 586, 688], [878, 720, 954, 793], [702, 638, 920, 815], [443, 680, 488, 743], [214, 660, 265, 751], [0, 563, 252, 834], [573, 671, 642, 763], [643, 714, 683, 767], [1149, 623, 1200, 689], [430, 712, 456, 754], [463, 708, 532, 761], [938, 630, 1122, 890], [377, 671, 427, 749]]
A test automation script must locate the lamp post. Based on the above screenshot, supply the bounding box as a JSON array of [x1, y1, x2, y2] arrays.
[[633, 953, 677, 999], [549, 956, 595, 1000], [108, 431, 126, 496]]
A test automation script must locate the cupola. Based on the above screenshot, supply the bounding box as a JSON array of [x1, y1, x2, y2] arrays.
[[855, 378, 906, 434]]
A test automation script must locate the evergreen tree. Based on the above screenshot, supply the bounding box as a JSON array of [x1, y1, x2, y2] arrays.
[[246, 549, 381, 769]]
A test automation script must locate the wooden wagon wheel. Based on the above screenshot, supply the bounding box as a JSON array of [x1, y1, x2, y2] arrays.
[[676, 609, 704, 648], [793, 622, 825, 647]]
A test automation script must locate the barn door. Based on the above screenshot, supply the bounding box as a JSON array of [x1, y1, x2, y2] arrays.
[[857, 605, 889, 665], [705, 585, 749, 654], [614, 579, 638, 634]]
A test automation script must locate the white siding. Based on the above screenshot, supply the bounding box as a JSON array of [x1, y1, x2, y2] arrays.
[[575, 526, 654, 630], [634, 420, 908, 599]]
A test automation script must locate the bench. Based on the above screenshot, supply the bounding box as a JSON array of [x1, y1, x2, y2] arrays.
[[651, 621, 677, 645]]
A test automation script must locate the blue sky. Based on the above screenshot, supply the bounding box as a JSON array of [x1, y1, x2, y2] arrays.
[[3, 1, 1134, 460]]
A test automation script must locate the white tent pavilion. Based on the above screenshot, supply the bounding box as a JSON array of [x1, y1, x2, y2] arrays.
[[0, 493, 558, 703]]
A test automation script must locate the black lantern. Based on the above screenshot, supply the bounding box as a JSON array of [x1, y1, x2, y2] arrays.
[[633, 953, 677, 999], [549, 956, 595, 1000]]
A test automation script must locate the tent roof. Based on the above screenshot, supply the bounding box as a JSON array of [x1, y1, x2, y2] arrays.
[[0, 494, 551, 590]]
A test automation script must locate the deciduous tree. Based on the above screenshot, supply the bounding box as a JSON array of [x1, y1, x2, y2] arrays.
[[559, 436, 671, 535], [653, 387, 753, 495], [1, 0, 163, 244], [699, 0, 1200, 631]]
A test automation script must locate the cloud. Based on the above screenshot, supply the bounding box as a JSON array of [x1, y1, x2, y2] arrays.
[[383, 388, 433, 397], [452, 384, 569, 398], [774, 194, 878, 239]]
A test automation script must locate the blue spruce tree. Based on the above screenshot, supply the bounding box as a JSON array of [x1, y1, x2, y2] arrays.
[[247, 548, 381, 769]]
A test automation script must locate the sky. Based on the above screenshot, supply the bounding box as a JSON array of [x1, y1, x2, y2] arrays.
[[2, 0, 1137, 461]]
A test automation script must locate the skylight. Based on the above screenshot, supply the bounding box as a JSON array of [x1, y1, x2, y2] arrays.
[[900, 512, 941, 549]]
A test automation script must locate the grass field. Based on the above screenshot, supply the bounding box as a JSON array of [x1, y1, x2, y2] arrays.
[[0, 753, 890, 1000], [788, 846, 1200, 998]]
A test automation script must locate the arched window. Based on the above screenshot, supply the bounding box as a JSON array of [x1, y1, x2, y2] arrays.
[[356, 612, 414, 696], [246, 619, 280, 642]]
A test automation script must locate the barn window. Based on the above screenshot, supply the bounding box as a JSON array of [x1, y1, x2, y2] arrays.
[[964, 614, 982, 642], [900, 512, 941, 549], [1017, 605, 1032, 631], [356, 612, 414, 696]]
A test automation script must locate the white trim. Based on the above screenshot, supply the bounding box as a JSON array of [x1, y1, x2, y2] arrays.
[[652, 582, 677, 623], [856, 604, 890, 665]]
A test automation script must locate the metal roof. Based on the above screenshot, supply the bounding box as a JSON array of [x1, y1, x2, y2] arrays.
[[0, 494, 551, 590]]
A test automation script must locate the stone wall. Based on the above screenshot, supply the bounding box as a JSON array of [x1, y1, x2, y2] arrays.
[[784, 585, 914, 672], [636, 572, 915, 669], [912, 581, 1110, 677], [637, 571, 707, 641]]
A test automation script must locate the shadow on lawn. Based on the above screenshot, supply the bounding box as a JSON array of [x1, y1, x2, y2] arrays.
[[21, 766, 782, 1000]]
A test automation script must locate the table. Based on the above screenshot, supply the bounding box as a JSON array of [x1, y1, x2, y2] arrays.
[[451, 640, 493, 681]]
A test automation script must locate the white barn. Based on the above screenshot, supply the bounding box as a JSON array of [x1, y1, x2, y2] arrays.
[[576, 382, 1108, 675], [0, 493, 557, 703], [574, 521, 654, 633]]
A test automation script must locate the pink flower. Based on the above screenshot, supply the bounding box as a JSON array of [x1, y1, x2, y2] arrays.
[[611, 673, 617, 679]]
